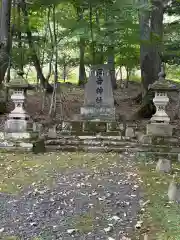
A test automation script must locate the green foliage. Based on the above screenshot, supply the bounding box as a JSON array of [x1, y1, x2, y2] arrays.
[[9, 0, 141, 75]]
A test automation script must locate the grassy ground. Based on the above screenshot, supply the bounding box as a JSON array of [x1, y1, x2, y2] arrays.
[[0, 152, 112, 240], [0, 152, 117, 194], [0, 152, 139, 240], [137, 157, 180, 240], [1, 152, 180, 240]]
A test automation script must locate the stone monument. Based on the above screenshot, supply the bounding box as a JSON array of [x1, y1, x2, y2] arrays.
[[81, 64, 115, 120], [147, 70, 178, 136]]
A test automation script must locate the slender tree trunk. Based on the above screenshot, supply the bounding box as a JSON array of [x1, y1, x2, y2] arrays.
[[89, 2, 95, 65], [96, 9, 104, 64], [17, 3, 23, 72], [0, 0, 12, 84], [125, 67, 130, 88], [46, 7, 54, 81], [21, 0, 53, 93], [79, 37, 86, 85], [49, 5, 58, 116], [77, 7, 86, 85], [107, 46, 117, 89]]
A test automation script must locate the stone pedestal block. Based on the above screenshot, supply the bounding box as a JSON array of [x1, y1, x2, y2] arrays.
[[81, 106, 115, 121], [147, 123, 173, 137]]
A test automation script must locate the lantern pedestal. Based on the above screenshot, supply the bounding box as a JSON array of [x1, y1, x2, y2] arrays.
[[147, 123, 173, 137]]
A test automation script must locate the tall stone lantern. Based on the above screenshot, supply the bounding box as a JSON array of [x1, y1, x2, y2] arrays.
[[147, 71, 178, 136], [4, 71, 34, 139]]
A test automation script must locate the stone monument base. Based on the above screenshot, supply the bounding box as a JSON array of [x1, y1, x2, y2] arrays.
[[146, 123, 173, 137], [4, 119, 33, 133], [5, 132, 32, 139], [80, 106, 115, 120], [0, 131, 45, 153]]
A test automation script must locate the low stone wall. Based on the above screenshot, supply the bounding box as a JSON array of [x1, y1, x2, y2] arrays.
[[46, 120, 140, 139], [0, 120, 180, 162]]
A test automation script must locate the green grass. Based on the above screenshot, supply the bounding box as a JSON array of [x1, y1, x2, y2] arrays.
[[137, 158, 180, 240], [73, 212, 95, 233], [0, 152, 119, 194]]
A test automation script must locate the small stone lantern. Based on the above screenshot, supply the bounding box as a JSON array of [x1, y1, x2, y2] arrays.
[[4, 71, 34, 139], [147, 71, 178, 136]]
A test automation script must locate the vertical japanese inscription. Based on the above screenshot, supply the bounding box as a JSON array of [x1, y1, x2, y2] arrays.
[[96, 68, 103, 104]]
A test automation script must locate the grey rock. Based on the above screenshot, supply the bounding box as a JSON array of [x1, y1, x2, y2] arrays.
[[125, 127, 135, 138], [156, 159, 171, 173], [48, 127, 57, 138], [168, 178, 180, 202]]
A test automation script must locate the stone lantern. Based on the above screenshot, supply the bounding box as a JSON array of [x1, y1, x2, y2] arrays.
[[147, 71, 178, 136], [4, 71, 34, 139]]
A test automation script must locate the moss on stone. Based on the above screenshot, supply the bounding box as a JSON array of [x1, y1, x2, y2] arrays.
[[83, 121, 107, 133], [71, 121, 83, 132], [0, 101, 7, 114], [32, 139, 46, 154]]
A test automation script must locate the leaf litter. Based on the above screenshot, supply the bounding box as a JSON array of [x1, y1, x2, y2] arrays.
[[0, 152, 142, 239]]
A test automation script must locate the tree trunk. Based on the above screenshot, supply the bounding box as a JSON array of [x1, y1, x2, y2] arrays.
[[78, 37, 86, 85], [140, 0, 163, 96], [150, 0, 163, 79], [21, 0, 53, 93], [136, 0, 164, 119], [96, 9, 104, 64], [0, 0, 12, 84], [89, 2, 95, 65], [17, 3, 24, 72], [77, 7, 86, 85], [107, 46, 117, 89], [139, 0, 151, 97], [125, 66, 130, 88]]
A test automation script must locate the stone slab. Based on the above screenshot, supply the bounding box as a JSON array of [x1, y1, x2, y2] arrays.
[[5, 119, 27, 132], [146, 123, 173, 137], [81, 106, 115, 120], [5, 132, 32, 139]]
